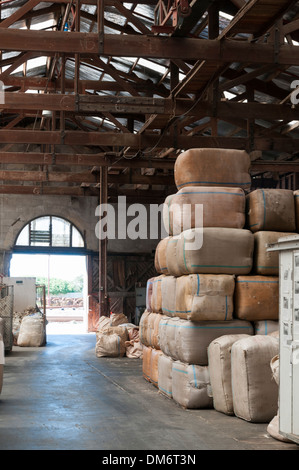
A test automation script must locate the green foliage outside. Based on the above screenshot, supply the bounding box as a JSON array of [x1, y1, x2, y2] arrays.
[[36, 275, 84, 296]]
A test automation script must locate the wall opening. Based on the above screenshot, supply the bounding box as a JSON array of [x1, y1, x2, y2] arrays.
[[9, 253, 88, 335], [9, 215, 90, 335]]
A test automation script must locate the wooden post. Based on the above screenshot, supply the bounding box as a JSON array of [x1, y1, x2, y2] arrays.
[[99, 165, 109, 317]]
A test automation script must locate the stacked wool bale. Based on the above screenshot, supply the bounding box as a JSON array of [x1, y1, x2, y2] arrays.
[[207, 189, 296, 424], [240, 188, 297, 335], [140, 148, 257, 409]]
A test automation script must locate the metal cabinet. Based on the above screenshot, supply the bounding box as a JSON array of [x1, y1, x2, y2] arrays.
[[268, 235, 299, 444]]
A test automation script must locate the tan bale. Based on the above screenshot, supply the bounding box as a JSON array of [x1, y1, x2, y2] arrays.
[[155, 237, 171, 275], [267, 355, 293, 442], [95, 326, 129, 358], [110, 313, 129, 326], [154, 247, 162, 274], [97, 315, 111, 333], [125, 327, 142, 359], [234, 275, 279, 321], [169, 186, 245, 235], [142, 345, 152, 382], [17, 315, 46, 347], [158, 353, 174, 399], [172, 361, 213, 409], [254, 320, 279, 336], [147, 312, 164, 350], [208, 334, 251, 415], [151, 275, 165, 313], [175, 274, 235, 321], [166, 235, 181, 277], [176, 227, 254, 275], [139, 309, 151, 347], [247, 189, 296, 233], [269, 330, 279, 339], [146, 278, 155, 312], [150, 348, 164, 387], [174, 148, 251, 191], [158, 316, 181, 360], [163, 194, 175, 236], [159, 317, 254, 365], [231, 335, 279, 422], [253, 231, 296, 275], [161, 275, 177, 316]]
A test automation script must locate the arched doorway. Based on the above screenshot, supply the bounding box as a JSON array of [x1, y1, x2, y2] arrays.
[[10, 215, 89, 334]]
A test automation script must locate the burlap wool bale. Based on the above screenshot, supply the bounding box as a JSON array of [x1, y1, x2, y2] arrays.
[[163, 194, 175, 236], [151, 275, 165, 313], [166, 235, 181, 277], [146, 278, 155, 312], [266, 355, 292, 442], [254, 320, 279, 336], [175, 274, 235, 321], [174, 148, 251, 191], [158, 353, 174, 399], [97, 315, 111, 333], [158, 316, 181, 360], [246, 189, 296, 233], [231, 335, 279, 422], [142, 345, 152, 382], [269, 330, 279, 339], [169, 186, 245, 235], [110, 313, 129, 326], [155, 237, 171, 275], [95, 326, 129, 358], [150, 348, 164, 387], [207, 334, 251, 415], [253, 231, 296, 275], [172, 361, 213, 409], [270, 354, 279, 385], [176, 227, 254, 275], [139, 309, 151, 347], [17, 315, 46, 347], [154, 247, 162, 274], [147, 312, 164, 350], [159, 317, 254, 365], [161, 275, 177, 316], [234, 275, 279, 321]]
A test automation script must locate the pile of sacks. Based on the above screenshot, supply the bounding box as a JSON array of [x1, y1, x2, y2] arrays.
[[95, 313, 142, 359], [140, 147, 299, 441]]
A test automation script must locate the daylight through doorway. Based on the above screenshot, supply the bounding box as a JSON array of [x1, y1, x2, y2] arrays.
[[10, 253, 88, 335]]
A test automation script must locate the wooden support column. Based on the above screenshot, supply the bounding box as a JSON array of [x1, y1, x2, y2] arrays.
[[99, 165, 109, 317]]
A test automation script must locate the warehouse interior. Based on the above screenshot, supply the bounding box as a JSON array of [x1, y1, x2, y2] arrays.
[[1, 0, 299, 452]]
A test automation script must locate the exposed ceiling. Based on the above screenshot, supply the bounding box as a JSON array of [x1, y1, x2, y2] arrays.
[[1, 0, 299, 200]]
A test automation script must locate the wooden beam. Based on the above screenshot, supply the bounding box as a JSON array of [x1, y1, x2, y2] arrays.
[[0, 129, 298, 152], [0, 152, 176, 168], [2, 93, 299, 122], [0, 169, 175, 185], [250, 160, 299, 172], [0, 0, 41, 29], [0, 31, 298, 65]]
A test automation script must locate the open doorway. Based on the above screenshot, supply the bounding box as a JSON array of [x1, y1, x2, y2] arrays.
[[8, 215, 91, 335], [10, 253, 88, 334]]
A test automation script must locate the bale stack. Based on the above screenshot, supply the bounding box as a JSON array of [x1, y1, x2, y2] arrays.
[[140, 148, 258, 409], [238, 188, 297, 335]]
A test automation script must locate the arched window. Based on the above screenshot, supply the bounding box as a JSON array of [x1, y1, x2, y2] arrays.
[[15, 216, 84, 249]]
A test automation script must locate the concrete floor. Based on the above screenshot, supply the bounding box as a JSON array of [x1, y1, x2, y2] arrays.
[[0, 331, 298, 451]]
